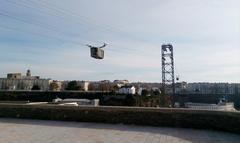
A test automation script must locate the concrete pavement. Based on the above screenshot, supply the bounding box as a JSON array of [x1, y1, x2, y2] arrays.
[[0, 118, 239, 143]]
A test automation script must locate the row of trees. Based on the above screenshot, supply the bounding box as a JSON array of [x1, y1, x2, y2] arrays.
[[50, 81, 83, 91], [65, 81, 80, 90], [30, 81, 171, 107], [31, 81, 117, 91]]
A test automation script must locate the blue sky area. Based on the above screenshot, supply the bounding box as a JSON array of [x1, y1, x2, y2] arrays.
[[0, 0, 239, 82]]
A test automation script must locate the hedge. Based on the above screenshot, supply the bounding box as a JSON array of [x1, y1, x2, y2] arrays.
[[0, 103, 239, 134]]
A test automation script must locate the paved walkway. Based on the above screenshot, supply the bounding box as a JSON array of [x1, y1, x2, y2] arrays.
[[0, 118, 239, 143]]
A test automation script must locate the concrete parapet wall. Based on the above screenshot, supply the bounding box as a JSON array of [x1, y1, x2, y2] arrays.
[[0, 104, 239, 134]]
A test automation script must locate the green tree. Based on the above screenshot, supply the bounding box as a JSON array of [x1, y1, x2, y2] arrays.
[[159, 89, 170, 107], [152, 90, 161, 96], [31, 85, 40, 90], [65, 81, 81, 90], [50, 82, 59, 91], [99, 83, 113, 91], [141, 89, 150, 96]]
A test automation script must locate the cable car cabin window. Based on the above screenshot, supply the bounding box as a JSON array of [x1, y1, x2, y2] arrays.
[[90, 47, 104, 59]]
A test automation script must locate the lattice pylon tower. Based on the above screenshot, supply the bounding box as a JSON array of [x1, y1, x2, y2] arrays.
[[161, 44, 175, 104]]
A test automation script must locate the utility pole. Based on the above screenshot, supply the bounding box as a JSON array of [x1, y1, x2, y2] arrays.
[[161, 44, 175, 106]]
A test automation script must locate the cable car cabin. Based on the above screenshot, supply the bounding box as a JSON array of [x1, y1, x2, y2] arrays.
[[90, 47, 104, 59], [87, 43, 107, 59]]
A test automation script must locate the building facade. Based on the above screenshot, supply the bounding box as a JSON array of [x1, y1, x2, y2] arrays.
[[0, 70, 51, 91], [186, 82, 240, 94], [118, 85, 136, 95]]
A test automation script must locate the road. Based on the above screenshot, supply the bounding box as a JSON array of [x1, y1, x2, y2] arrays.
[[0, 118, 239, 143]]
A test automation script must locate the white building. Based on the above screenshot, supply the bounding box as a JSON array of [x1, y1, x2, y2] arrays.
[[118, 85, 136, 95], [186, 82, 240, 94], [79, 81, 90, 91], [137, 87, 143, 95], [0, 70, 51, 91]]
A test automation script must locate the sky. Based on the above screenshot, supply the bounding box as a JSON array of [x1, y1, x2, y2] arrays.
[[0, 0, 239, 83]]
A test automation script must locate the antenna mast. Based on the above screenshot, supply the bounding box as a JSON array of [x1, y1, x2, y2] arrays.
[[161, 44, 175, 106]]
